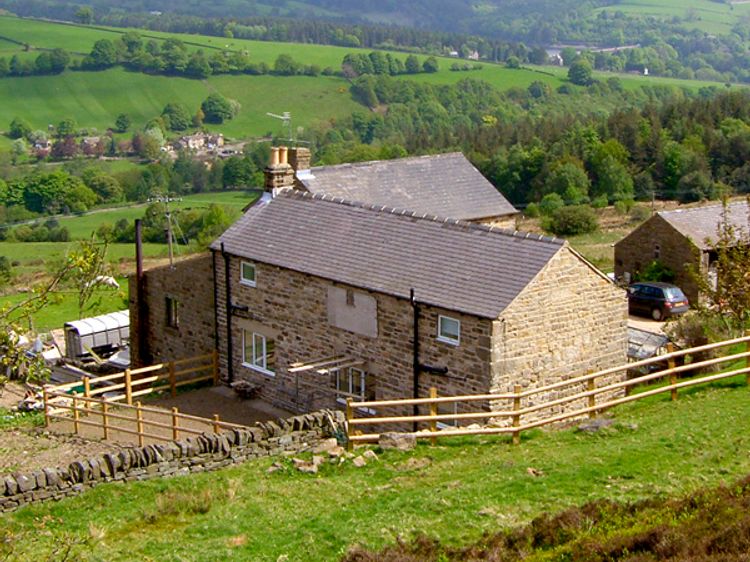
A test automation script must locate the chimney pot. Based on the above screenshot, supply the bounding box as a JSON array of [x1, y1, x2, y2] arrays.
[[279, 146, 288, 165], [270, 147, 280, 167]]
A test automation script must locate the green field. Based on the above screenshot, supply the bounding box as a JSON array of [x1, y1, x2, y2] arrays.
[[593, 0, 750, 35], [0, 15, 734, 140], [3, 376, 749, 560], [0, 68, 360, 139]]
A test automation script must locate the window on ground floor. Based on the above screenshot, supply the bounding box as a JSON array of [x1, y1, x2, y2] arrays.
[[242, 329, 275, 376], [335, 367, 375, 404], [166, 296, 179, 328]]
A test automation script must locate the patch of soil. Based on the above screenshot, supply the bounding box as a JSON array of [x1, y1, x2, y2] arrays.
[[0, 428, 121, 476]]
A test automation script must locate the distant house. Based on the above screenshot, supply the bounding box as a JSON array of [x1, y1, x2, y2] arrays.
[[174, 133, 224, 152], [614, 202, 750, 303], [130, 148, 627, 421], [286, 148, 520, 228]]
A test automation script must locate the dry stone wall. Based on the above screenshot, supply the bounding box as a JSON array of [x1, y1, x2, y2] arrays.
[[0, 410, 344, 514]]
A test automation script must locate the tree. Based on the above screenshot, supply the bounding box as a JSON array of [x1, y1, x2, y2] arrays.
[[74, 6, 93, 24], [422, 56, 439, 73], [115, 113, 131, 133], [405, 55, 421, 74], [56, 117, 77, 138], [544, 161, 591, 204], [568, 59, 593, 86], [86, 39, 118, 69], [273, 54, 299, 75], [505, 56, 520, 69], [49, 48, 70, 74], [10, 139, 26, 165], [8, 117, 31, 140], [201, 93, 234, 124], [186, 52, 212, 78], [161, 102, 191, 131], [594, 157, 634, 202]]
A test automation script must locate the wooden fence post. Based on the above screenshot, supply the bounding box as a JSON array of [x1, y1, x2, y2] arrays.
[[212, 350, 220, 385], [169, 361, 176, 398], [136, 401, 144, 447], [213, 414, 221, 434], [72, 394, 80, 435], [172, 407, 179, 441], [345, 398, 353, 451], [83, 376, 91, 415], [102, 402, 109, 440], [587, 375, 596, 419], [42, 387, 49, 428], [125, 368, 133, 406], [429, 387, 438, 446], [512, 385, 522, 446], [667, 343, 677, 401], [745, 330, 750, 386]]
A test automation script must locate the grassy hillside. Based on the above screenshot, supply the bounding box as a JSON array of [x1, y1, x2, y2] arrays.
[[3, 376, 749, 560], [593, 0, 750, 35], [0, 16, 733, 140]]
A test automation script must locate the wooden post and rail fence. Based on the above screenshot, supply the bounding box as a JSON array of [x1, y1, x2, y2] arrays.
[[346, 333, 750, 448], [41, 351, 243, 445]]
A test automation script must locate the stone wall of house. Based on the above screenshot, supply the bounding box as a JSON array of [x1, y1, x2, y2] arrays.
[[471, 215, 518, 230], [0, 410, 343, 514], [492, 246, 629, 421], [614, 215, 702, 303], [214, 253, 494, 421], [129, 254, 216, 367]]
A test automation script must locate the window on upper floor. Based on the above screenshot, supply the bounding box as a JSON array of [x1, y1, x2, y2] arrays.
[[437, 315, 460, 346], [240, 261, 256, 287]]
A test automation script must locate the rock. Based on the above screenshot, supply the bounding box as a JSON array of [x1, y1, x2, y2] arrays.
[[297, 463, 318, 474], [267, 462, 284, 474], [328, 446, 345, 458], [292, 458, 307, 469], [15, 474, 35, 493], [478, 507, 497, 517], [379, 432, 416, 451], [363, 450, 378, 461], [312, 438, 339, 454], [577, 418, 615, 433], [526, 467, 544, 477], [312, 455, 325, 467], [352, 456, 367, 468]]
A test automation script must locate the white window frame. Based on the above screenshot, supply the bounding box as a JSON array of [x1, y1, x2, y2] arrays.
[[241, 329, 274, 377], [335, 367, 375, 414], [240, 261, 256, 287], [437, 315, 460, 346]]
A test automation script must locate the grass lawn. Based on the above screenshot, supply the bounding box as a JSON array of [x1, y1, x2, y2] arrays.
[[3, 377, 749, 560]]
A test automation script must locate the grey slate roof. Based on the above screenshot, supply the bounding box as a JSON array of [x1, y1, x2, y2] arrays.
[[298, 152, 517, 221], [211, 190, 563, 319], [658, 201, 750, 250]]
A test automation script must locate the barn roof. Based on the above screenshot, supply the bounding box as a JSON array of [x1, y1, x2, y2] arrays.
[[298, 152, 517, 222], [658, 201, 750, 250]]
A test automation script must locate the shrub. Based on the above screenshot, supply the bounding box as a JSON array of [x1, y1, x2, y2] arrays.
[[539, 193, 565, 216], [591, 194, 608, 209], [630, 205, 651, 222], [633, 260, 675, 283], [614, 198, 635, 214], [524, 202, 540, 218], [545, 205, 598, 236]]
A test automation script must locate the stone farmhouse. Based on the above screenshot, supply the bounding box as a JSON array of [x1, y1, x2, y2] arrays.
[[614, 201, 750, 303], [272, 147, 519, 229], [130, 149, 627, 421]]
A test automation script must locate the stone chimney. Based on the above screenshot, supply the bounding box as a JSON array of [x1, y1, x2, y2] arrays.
[[263, 146, 295, 194], [289, 147, 311, 173]]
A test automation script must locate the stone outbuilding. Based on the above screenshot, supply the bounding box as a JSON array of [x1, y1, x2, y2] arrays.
[[614, 202, 750, 303]]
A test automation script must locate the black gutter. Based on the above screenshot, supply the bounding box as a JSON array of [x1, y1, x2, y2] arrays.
[[411, 288, 419, 432], [221, 242, 234, 384], [134, 219, 151, 366]]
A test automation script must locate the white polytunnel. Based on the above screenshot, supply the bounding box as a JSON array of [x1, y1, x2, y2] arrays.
[[64, 310, 130, 360]]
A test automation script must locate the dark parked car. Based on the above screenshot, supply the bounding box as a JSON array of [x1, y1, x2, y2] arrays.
[[628, 282, 689, 321]]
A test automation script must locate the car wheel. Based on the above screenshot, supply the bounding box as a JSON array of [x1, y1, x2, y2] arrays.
[[651, 308, 663, 321]]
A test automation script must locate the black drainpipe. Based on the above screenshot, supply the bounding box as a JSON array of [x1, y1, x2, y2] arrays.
[[221, 242, 234, 384], [411, 288, 420, 432]]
